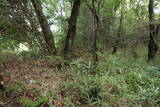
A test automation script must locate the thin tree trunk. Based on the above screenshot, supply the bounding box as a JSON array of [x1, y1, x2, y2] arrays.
[[64, 0, 81, 56], [148, 0, 158, 59], [31, 0, 57, 55], [92, 17, 99, 64], [89, 0, 100, 64], [112, 11, 123, 54]]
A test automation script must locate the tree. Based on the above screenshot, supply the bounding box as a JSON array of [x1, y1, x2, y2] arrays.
[[148, 0, 158, 60], [17, 0, 48, 53], [112, 2, 123, 54], [0, 0, 34, 46], [64, 0, 81, 56], [31, 0, 57, 55], [88, 0, 101, 64]]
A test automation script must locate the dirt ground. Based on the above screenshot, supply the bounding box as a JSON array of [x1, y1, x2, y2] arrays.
[[0, 58, 72, 107]]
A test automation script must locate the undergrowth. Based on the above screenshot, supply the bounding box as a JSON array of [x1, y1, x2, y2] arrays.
[[60, 51, 160, 106], [1, 48, 160, 107]]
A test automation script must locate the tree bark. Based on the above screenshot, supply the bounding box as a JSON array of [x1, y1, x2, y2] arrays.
[[148, 0, 158, 60], [88, 0, 101, 64], [31, 0, 56, 55], [112, 9, 123, 54], [64, 0, 81, 56]]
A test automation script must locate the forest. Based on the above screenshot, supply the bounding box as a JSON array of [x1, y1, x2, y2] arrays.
[[0, 0, 160, 106]]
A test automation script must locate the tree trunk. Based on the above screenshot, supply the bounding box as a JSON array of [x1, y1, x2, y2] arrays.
[[92, 17, 99, 64], [64, 0, 81, 56], [18, 0, 48, 53], [89, 0, 101, 64], [112, 10, 123, 54], [148, 0, 158, 59], [31, 0, 56, 55]]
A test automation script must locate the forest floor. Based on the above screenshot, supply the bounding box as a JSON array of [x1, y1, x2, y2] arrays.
[[0, 57, 73, 107], [0, 51, 160, 107]]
